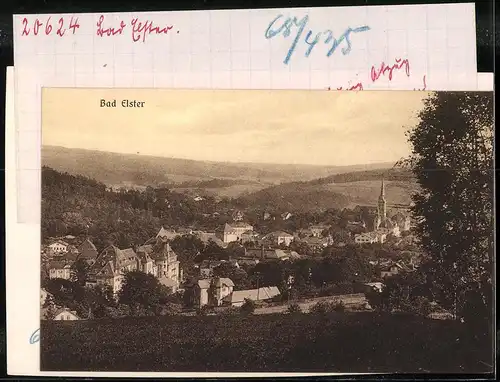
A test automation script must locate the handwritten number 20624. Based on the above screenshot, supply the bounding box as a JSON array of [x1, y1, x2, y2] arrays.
[[21, 17, 80, 37]]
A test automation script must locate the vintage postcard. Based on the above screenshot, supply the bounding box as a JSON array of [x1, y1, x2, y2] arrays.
[[39, 88, 494, 374]]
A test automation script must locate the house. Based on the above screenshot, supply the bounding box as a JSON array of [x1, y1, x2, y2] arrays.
[[54, 308, 80, 321], [88, 245, 140, 294], [145, 226, 181, 244], [159, 276, 180, 293], [300, 236, 332, 251], [267, 249, 301, 261], [380, 263, 404, 278], [199, 260, 224, 278], [281, 212, 293, 220], [40, 288, 52, 306], [354, 231, 387, 244], [223, 286, 281, 307], [64, 245, 80, 261], [263, 211, 272, 221], [245, 247, 271, 260], [48, 260, 73, 280], [391, 212, 411, 232], [232, 210, 244, 222], [223, 222, 254, 243], [194, 231, 228, 248], [212, 277, 235, 306], [263, 231, 294, 247], [77, 239, 99, 265], [235, 257, 260, 267], [48, 240, 69, 255], [240, 230, 259, 244], [190, 277, 235, 308], [135, 246, 158, 277], [376, 224, 401, 238], [193, 195, 204, 202], [309, 225, 330, 237], [150, 240, 181, 290], [363, 282, 384, 293], [178, 227, 194, 235]]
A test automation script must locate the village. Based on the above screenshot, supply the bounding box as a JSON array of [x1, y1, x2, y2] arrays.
[[40, 178, 432, 321]]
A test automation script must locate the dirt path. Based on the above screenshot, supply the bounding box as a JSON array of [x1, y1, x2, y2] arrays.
[[254, 293, 369, 315]]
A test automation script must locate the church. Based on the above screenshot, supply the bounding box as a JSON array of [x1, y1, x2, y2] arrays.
[[355, 178, 411, 244]]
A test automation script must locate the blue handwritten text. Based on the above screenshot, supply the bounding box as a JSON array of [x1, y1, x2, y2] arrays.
[[29, 328, 40, 344], [265, 14, 370, 65]]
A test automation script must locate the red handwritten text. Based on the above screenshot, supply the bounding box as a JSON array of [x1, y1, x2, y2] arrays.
[[131, 17, 174, 43], [20, 16, 80, 37], [370, 58, 410, 82], [96, 15, 126, 37], [327, 58, 427, 91], [335, 82, 364, 91], [413, 75, 427, 91]]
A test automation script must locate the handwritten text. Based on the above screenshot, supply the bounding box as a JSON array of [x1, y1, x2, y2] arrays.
[[20, 16, 80, 37], [371, 58, 410, 82], [329, 58, 427, 91], [97, 15, 126, 37], [265, 14, 370, 65], [131, 17, 175, 43], [29, 328, 40, 344]]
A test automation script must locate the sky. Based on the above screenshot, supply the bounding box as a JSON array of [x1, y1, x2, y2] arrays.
[[42, 88, 430, 167]]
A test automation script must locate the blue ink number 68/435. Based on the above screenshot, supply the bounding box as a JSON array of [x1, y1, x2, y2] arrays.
[[29, 328, 40, 344], [264, 14, 370, 65]]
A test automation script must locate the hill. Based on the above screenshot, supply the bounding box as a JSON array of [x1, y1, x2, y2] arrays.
[[42, 146, 394, 193], [40, 312, 491, 373], [237, 167, 418, 212]]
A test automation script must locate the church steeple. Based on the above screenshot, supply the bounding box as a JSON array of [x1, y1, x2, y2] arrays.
[[380, 177, 385, 198], [377, 177, 387, 223]]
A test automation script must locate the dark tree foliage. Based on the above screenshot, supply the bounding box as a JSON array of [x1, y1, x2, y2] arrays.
[[400, 92, 493, 327], [42, 278, 115, 319], [240, 298, 256, 315], [118, 271, 171, 315], [70, 258, 90, 286]]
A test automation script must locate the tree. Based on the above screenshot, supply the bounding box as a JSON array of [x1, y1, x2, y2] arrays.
[[70, 258, 90, 286], [287, 303, 302, 314], [44, 300, 58, 320], [84, 284, 115, 319], [400, 92, 493, 327], [118, 271, 170, 315], [212, 263, 251, 290], [240, 298, 255, 315]]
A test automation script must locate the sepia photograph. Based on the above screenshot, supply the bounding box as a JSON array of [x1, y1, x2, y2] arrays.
[[40, 88, 494, 374]]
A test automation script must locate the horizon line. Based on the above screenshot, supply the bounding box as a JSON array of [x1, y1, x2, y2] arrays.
[[41, 144, 399, 169]]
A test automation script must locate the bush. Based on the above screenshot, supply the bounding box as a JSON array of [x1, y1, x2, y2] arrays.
[[160, 303, 183, 316], [411, 296, 433, 317], [240, 298, 256, 315], [309, 301, 335, 314], [220, 306, 240, 316], [333, 300, 345, 312], [287, 303, 302, 314], [197, 304, 215, 316]]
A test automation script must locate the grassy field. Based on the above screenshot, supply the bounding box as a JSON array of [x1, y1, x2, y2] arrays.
[[323, 180, 419, 207], [40, 312, 492, 373]]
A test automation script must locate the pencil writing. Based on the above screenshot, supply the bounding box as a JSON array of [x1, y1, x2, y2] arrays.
[[29, 328, 40, 344], [264, 14, 370, 65]]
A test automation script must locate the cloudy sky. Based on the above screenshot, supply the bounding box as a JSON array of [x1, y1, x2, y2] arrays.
[[42, 88, 429, 166]]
